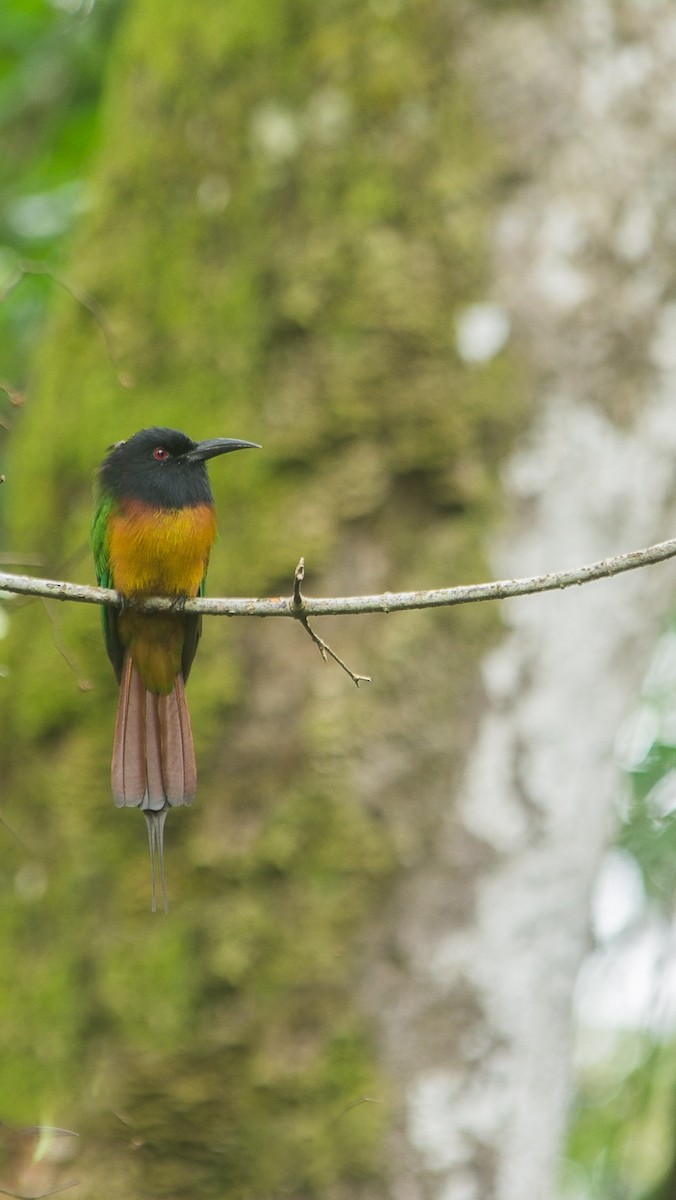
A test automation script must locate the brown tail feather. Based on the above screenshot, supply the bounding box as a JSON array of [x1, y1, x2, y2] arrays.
[[112, 657, 146, 806], [144, 688, 165, 810], [111, 656, 196, 808], [111, 655, 196, 911], [158, 682, 195, 806], [169, 678, 197, 801]]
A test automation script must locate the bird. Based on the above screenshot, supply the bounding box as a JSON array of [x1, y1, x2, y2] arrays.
[[91, 426, 260, 911]]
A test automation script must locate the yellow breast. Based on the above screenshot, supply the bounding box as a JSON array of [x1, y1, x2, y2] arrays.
[[109, 500, 217, 597]]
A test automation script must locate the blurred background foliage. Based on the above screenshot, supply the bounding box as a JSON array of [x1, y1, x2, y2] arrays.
[[563, 622, 676, 1200], [2, 2, 675, 1199], [0, 0, 124, 391]]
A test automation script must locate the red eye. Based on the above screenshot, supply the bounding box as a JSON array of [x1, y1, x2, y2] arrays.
[[153, 447, 169, 461]]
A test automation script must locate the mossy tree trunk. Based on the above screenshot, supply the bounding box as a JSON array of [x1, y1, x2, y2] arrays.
[[0, 2, 630, 1199]]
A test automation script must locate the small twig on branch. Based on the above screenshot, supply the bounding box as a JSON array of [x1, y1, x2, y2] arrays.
[[292, 556, 305, 607], [291, 557, 371, 686]]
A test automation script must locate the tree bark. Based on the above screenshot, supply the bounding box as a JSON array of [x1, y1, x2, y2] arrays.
[[376, 3, 676, 1196]]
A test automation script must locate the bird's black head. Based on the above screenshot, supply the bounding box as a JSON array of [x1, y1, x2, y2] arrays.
[[98, 427, 260, 509]]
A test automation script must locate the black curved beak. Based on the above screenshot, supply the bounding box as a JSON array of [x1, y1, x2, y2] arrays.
[[185, 438, 261, 463]]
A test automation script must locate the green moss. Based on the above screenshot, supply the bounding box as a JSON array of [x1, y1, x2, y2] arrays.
[[0, 1, 529, 1196]]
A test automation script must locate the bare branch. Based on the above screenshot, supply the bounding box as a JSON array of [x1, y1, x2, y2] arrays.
[[0, 534, 675, 618]]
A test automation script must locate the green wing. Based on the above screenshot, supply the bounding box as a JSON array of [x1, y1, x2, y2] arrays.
[[91, 493, 125, 681], [181, 575, 204, 683]]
